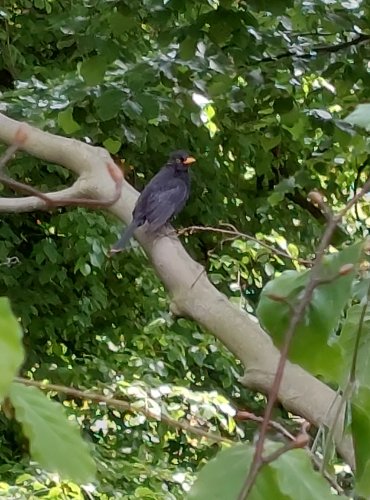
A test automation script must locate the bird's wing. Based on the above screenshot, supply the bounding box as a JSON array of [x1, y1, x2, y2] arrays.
[[144, 179, 189, 231]]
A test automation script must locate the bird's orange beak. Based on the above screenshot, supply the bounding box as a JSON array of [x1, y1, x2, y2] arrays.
[[183, 156, 196, 165]]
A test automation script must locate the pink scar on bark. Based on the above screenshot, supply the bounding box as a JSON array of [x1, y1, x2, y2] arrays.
[[15, 125, 28, 145], [107, 162, 123, 184]]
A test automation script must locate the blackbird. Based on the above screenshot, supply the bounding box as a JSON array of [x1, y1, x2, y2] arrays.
[[110, 150, 196, 253]]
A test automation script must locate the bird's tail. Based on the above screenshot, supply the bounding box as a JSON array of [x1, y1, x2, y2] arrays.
[[109, 221, 138, 255]]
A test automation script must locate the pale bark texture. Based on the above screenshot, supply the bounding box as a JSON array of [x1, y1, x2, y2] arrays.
[[0, 112, 354, 467]]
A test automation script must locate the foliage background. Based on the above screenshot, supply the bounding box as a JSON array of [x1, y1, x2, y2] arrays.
[[1, 0, 370, 497]]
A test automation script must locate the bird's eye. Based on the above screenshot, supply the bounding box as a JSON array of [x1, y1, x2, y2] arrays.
[[176, 158, 181, 163]]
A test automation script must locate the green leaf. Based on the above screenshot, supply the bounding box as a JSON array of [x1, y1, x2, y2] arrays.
[[123, 100, 143, 119], [208, 20, 234, 45], [109, 12, 135, 35], [345, 104, 370, 131], [248, 0, 293, 14], [95, 88, 124, 121], [188, 442, 338, 500], [179, 36, 197, 59], [273, 97, 294, 114], [125, 63, 157, 91], [256, 242, 363, 381], [58, 108, 81, 135], [260, 134, 281, 152], [310, 109, 332, 121], [207, 75, 233, 97], [136, 94, 160, 120], [9, 383, 96, 483], [42, 240, 59, 264], [268, 191, 285, 206], [80, 56, 108, 85], [0, 298, 24, 402], [80, 263, 91, 276], [103, 138, 122, 154], [336, 303, 370, 386], [352, 387, 370, 497]]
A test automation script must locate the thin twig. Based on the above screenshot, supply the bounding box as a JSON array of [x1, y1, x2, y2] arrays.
[[349, 286, 370, 383], [310, 387, 341, 456], [320, 380, 354, 475], [263, 420, 310, 465], [321, 279, 370, 472], [0, 256, 19, 267], [258, 34, 370, 63], [178, 225, 312, 266], [235, 411, 343, 494], [235, 410, 295, 440], [14, 377, 233, 445], [238, 181, 370, 499], [262, 440, 304, 465], [0, 144, 19, 170]]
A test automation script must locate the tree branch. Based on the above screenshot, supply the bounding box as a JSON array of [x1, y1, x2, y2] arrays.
[[233, 411, 344, 494], [0, 185, 83, 212], [0, 112, 355, 469], [259, 33, 370, 63], [239, 187, 369, 498], [15, 377, 232, 445], [0, 130, 123, 210], [0, 113, 123, 207], [178, 224, 313, 266]]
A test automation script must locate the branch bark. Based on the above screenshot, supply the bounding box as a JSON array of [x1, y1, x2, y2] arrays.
[[0, 185, 81, 212], [0, 112, 354, 468]]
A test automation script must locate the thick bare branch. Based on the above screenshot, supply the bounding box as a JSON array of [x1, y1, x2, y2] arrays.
[[0, 185, 83, 212], [0, 112, 354, 468], [0, 113, 121, 203]]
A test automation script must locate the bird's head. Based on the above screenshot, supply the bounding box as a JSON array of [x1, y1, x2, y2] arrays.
[[169, 150, 196, 169]]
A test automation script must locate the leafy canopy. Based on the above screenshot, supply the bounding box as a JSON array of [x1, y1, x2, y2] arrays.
[[1, 0, 370, 497]]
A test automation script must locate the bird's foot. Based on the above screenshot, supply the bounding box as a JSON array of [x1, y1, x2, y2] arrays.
[[162, 224, 178, 240]]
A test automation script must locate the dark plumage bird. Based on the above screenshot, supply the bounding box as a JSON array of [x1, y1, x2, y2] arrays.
[[110, 150, 196, 254]]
